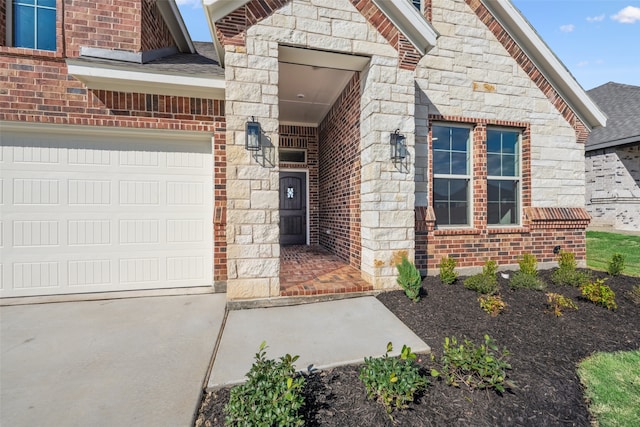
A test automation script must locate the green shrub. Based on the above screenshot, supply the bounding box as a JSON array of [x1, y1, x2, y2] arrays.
[[431, 335, 514, 393], [439, 256, 458, 285], [546, 292, 578, 316], [360, 342, 427, 417], [551, 251, 591, 287], [225, 341, 305, 427], [464, 260, 498, 295], [478, 294, 506, 316], [519, 253, 538, 276], [625, 285, 640, 305], [509, 271, 546, 290], [581, 278, 617, 310], [607, 253, 625, 276], [396, 256, 422, 302]]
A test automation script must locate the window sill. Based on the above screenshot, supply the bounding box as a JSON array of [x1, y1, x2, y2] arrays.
[[486, 226, 529, 234], [434, 228, 481, 236], [0, 46, 63, 59]]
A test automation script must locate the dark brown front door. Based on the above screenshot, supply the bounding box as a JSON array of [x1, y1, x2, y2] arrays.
[[280, 172, 307, 245]]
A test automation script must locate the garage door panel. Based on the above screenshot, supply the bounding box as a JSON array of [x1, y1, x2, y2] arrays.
[[1, 131, 213, 298]]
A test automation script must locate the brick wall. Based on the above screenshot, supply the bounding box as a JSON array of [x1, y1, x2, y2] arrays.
[[279, 125, 320, 245], [586, 144, 640, 231], [319, 73, 361, 269], [141, 0, 175, 51], [417, 206, 590, 273]]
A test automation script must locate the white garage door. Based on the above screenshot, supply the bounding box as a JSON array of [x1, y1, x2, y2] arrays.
[[0, 128, 213, 298]]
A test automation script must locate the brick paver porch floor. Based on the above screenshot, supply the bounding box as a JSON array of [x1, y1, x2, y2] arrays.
[[279, 245, 373, 296]]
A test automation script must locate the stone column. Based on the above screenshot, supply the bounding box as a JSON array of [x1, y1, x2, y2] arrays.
[[225, 42, 281, 300], [359, 57, 417, 289]]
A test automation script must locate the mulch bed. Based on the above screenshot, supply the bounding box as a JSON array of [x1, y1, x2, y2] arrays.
[[195, 270, 640, 426]]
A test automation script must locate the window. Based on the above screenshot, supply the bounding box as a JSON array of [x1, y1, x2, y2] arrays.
[[487, 128, 520, 225], [411, 0, 422, 12], [432, 124, 471, 226], [11, 0, 56, 51], [279, 149, 306, 164]]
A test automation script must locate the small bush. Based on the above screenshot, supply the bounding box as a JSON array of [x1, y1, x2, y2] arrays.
[[464, 260, 498, 295], [551, 251, 591, 287], [439, 256, 458, 285], [396, 256, 422, 302], [478, 294, 506, 317], [360, 342, 427, 416], [225, 341, 305, 427], [607, 253, 625, 276], [519, 253, 538, 276], [509, 272, 546, 291], [431, 335, 514, 393], [625, 285, 640, 305], [546, 292, 578, 316], [581, 278, 617, 310]]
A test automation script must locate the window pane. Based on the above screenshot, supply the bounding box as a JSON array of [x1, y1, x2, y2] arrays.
[[37, 8, 56, 51], [451, 127, 469, 152], [13, 5, 35, 49], [487, 130, 501, 153], [433, 150, 449, 175], [450, 201, 468, 225], [433, 178, 449, 200], [488, 180, 519, 225], [450, 152, 467, 175], [16, 0, 36, 5], [38, 0, 56, 7], [434, 178, 469, 226], [432, 126, 449, 150], [449, 179, 467, 201], [501, 154, 516, 176], [487, 153, 500, 176], [501, 132, 518, 153]]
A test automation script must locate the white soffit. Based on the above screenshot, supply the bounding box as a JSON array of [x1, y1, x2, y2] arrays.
[[371, 0, 438, 55], [279, 46, 370, 71], [66, 61, 225, 99], [483, 0, 606, 129]]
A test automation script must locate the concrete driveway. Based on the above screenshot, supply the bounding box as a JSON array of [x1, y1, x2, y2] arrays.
[[1, 293, 225, 427]]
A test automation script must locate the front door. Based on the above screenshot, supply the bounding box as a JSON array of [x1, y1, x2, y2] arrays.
[[280, 172, 307, 245]]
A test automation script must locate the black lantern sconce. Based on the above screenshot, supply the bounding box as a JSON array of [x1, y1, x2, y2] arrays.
[[390, 129, 407, 163], [245, 116, 262, 152]]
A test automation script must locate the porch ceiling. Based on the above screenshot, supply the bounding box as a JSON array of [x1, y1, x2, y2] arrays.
[[279, 62, 355, 126]]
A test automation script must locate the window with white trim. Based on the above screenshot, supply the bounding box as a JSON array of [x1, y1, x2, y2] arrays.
[[432, 124, 471, 226], [10, 0, 56, 51], [487, 128, 521, 225]]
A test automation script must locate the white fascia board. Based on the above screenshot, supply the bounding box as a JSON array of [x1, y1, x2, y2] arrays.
[[371, 0, 438, 55], [484, 0, 606, 130], [202, 0, 252, 68], [157, 0, 195, 53], [67, 62, 225, 99], [1, 121, 213, 141]]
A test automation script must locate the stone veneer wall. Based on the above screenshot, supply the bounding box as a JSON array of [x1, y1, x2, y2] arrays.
[[279, 125, 319, 245], [413, 0, 590, 272], [222, 0, 417, 297], [319, 73, 361, 268], [586, 144, 640, 231]]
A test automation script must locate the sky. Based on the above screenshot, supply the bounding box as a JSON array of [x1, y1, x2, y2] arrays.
[[176, 0, 640, 91]]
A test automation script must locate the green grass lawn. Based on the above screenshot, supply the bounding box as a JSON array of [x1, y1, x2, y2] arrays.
[[586, 231, 640, 277], [578, 350, 640, 427]]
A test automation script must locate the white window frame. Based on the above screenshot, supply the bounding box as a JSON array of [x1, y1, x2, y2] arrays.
[[432, 123, 473, 227], [486, 127, 522, 227]]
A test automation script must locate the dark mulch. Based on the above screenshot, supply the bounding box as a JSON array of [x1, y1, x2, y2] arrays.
[[195, 270, 640, 427]]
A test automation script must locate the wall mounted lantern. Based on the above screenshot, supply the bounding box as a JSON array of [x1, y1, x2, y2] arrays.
[[390, 129, 407, 162], [245, 116, 262, 151]]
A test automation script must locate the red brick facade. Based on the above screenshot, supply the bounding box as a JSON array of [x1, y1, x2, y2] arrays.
[[279, 125, 320, 246], [318, 73, 362, 269], [1, 0, 227, 283]]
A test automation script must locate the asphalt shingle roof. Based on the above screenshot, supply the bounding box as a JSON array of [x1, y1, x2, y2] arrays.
[[586, 82, 640, 151]]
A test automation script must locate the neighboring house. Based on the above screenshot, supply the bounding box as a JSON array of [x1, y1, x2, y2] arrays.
[[585, 82, 640, 231], [1, 0, 605, 301]]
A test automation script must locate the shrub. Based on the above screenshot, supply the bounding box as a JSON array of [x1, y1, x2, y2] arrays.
[[607, 253, 625, 276], [509, 272, 546, 291], [396, 256, 422, 302], [551, 251, 591, 287], [581, 278, 617, 310], [478, 294, 506, 317], [625, 285, 640, 305], [225, 341, 305, 427], [546, 292, 578, 316], [439, 256, 458, 285], [464, 260, 498, 295], [360, 342, 427, 416], [431, 335, 514, 393], [519, 253, 538, 276]]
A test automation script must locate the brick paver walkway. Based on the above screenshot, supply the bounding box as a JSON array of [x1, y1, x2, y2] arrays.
[[280, 245, 373, 296]]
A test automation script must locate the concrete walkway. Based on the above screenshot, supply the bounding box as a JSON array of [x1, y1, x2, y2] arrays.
[[208, 296, 430, 389], [1, 294, 226, 427]]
